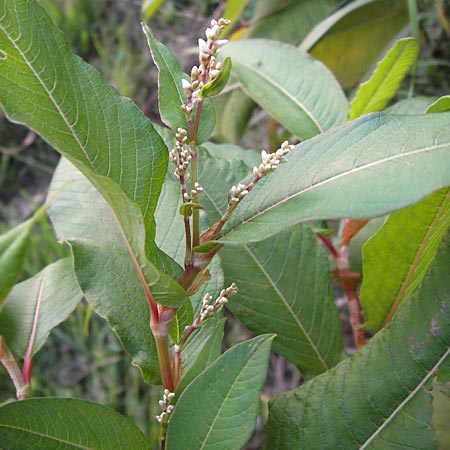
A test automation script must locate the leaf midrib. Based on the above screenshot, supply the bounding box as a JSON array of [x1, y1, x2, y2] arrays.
[[0, 424, 96, 450], [199, 341, 265, 449], [236, 142, 450, 230], [359, 347, 450, 449], [381, 189, 450, 327], [361, 42, 416, 116], [0, 19, 92, 166], [233, 59, 323, 133], [243, 244, 328, 370]]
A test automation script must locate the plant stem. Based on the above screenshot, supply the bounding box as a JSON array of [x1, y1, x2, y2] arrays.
[[154, 334, 175, 392], [317, 232, 366, 349], [0, 336, 29, 400]]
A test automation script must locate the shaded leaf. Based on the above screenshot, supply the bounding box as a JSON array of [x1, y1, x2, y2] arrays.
[[0, 258, 82, 357], [385, 96, 436, 114], [218, 113, 450, 245], [360, 188, 450, 330], [48, 159, 178, 384], [432, 369, 450, 450], [166, 334, 274, 450], [246, 0, 340, 45], [169, 298, 193, 344], [265, 232, 450, 449], [0, 221, 32, 307], [349, 37, 418, 119], [0, 398, 151, 449], [176, 316, 225, 395], [220, 39, 348, 140], [303, 0, 408, 88], [221, 224, 344, 378]]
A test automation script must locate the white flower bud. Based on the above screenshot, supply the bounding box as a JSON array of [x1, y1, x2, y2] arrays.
[[182, 79, 191, 91], [198, 38, 209, 55]]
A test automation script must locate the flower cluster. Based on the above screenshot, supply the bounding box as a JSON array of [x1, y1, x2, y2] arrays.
[[199, 283, 238, 322], [229, 183, 249, 203], [253, 141, 294, 178], [182, 18, 230, 106], [169, 128, 190, 179], [155, 389, 175, 424]]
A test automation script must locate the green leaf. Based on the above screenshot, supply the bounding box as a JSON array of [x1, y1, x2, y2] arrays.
[[211, 88, 254, 143], [303, 0, 409, 88], [142, 24, 215, 144], [0, 221, 32, 307], [427, 95, 450, 114], [176, 316, 225, 395], [349, 38, 418, 119], [200, 57, 232, 98], [142, 24, 188, 133], [169, 298, 193, 344], [166, 334, 274, 450], [265, 231, 450, 449], [221, 0, 251, 34], [360, 188, 450, 330], [0, 193, 58, 307], [432, 369, 450, 450], [0, 0, 167, 246], [142, 0, 164, 19], [385, 96, 436, 114], [246, 0, 340, 45], [220, 39, 348, 140], [221, 224, 344, 378], [0, 398, 151, 449], [218, 113, 450, 245], [0, 258, 82, 357], [47, 160, 181, 384]]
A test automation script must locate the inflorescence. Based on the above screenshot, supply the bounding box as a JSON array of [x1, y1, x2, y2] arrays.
[[156, 388, 176, 424]]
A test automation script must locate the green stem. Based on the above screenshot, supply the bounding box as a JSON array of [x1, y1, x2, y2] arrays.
[[154, 334, 175, 392]]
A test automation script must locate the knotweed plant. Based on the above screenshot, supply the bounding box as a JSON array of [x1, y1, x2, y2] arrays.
[[0, 2, 449, 450]]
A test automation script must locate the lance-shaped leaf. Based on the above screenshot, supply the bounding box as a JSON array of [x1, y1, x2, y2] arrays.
[[0, 1, 182, 303], [0, 398, 151, 449], [142, 24, 215, 144], [220, 39, 348, 140], [349, 37, 418, 119], [265, 231, 450, 449], [0, 258, 82, 357], [0, 194, 58, 307], [221, 224, 344, 378], [360, 188, 450, 330], [302, 0, 409, 88], [0, 0, 167, 243], [0, 221, 32, 307], [175, 316, 225, 396], [48, 159, 181, 384], [218, 112, 450, 245], [200, 57, 232, 98], [166, 334, 274, 450]]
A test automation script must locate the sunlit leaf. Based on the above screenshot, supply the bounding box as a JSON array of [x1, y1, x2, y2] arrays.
[[349, 37, 418, 119], [360, 188, 450, 330]]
